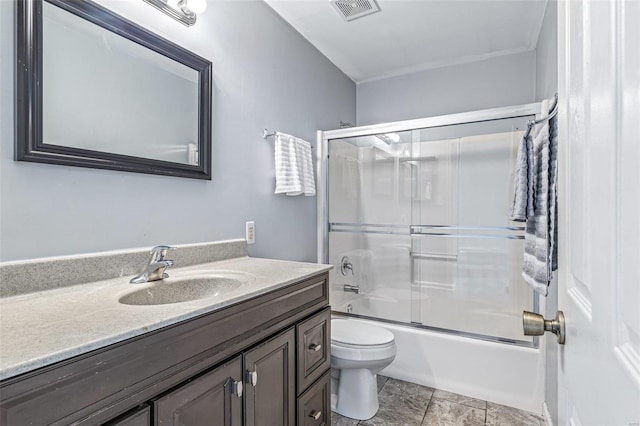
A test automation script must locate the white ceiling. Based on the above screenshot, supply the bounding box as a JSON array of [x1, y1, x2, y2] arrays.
[[264, 0, 549, 83]]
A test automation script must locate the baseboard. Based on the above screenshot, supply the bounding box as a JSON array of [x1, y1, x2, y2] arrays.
[[543, 402, 554, 426]]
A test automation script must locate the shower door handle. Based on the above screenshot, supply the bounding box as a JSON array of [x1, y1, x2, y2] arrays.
[[522, 311, 566, 344]]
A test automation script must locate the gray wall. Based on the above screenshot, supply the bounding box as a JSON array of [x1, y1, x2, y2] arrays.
[[356, 51, 537, 125], [0, 0, 356, 262], [535, 0, 559, 424]]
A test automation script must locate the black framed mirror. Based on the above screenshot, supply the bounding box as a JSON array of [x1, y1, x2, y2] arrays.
[[16, 0, 212, 180]]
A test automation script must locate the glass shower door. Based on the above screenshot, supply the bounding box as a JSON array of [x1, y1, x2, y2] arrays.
[[328, 132, 414, 324], [410, 118, 535, 342]]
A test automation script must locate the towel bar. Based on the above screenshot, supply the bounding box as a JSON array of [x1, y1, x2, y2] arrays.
[[263, 129, 314, 148]]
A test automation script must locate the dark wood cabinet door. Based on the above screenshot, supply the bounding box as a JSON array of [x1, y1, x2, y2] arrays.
[[153, 356, 243, 426], [104, 405, 151, 426], [244, 328, 295, 426]]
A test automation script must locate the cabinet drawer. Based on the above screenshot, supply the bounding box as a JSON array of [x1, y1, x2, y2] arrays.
[[296, 307, 331, 394], [296, 307, 331, 395], [296, 371, 331, 426]]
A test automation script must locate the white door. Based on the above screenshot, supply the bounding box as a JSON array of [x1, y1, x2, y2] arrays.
[[558, 0, 640, 425]]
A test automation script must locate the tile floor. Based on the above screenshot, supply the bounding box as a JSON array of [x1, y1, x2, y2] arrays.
[[332, 376, 545, 426]]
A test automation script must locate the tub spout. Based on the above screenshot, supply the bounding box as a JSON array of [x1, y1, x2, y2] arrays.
[[343, 284, 360, 294]]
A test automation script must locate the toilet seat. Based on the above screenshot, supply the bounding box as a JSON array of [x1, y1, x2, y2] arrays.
[[331, 319, 396, 361], [332, 340, 395, 350], [332, 319, 395, 346], [332, 340, 396, 362]]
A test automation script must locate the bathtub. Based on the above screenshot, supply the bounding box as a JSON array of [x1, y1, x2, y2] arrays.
[[333, 296, 545, 414]]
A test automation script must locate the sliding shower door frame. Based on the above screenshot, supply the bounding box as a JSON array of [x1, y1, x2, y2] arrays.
[[316, 101, 544, 347]]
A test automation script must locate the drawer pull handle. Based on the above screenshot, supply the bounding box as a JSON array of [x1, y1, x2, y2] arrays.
[[309, 343, 322, 352], [309, 410, 322, 420], [247, 370, 258, 386], [232, 380, 243, 397]]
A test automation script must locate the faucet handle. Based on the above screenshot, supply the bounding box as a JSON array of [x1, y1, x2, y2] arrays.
[[340, 256, 354, 276], [150, 245, 176, 262], [159, 259, 175, 268]]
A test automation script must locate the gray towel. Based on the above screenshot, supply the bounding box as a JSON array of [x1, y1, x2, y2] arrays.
[[510, 132, 535, 221], [510, 110, 558, 296]]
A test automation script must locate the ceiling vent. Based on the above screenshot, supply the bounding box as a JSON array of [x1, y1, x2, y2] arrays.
[[330, 0, 381, 22]]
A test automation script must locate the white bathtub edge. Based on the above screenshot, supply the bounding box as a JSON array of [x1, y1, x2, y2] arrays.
[[337, 316, 545, 414]]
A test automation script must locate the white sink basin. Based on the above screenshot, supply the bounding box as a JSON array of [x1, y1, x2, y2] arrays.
[[119, 272, 255, 306]]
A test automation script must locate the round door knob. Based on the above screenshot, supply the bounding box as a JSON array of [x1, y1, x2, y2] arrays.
[[522, 310, 566, 344]]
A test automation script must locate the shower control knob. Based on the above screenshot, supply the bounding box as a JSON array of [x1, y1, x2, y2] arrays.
[[340, 256, 354, 275], [522, 310, 566, 344]]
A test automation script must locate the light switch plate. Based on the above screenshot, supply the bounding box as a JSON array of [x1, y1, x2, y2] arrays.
[[246, 221, 255, 244]]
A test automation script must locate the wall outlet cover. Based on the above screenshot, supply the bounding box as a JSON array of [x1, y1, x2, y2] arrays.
[[246, 221, 255, 244]]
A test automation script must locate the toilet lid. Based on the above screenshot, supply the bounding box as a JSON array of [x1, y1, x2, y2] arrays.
[[332, 319, 395, 346]]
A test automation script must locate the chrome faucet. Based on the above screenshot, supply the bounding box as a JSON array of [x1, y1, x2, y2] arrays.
[[130, 245, 176, 284], [340, 256, 354, 275], [343, 284, 360, 294]]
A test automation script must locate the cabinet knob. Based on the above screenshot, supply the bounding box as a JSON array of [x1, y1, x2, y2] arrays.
[[246, 370, 258, 386], [232, 380, 243, 397], [309, 410, 322, 420], [308, 343, 322, 352]]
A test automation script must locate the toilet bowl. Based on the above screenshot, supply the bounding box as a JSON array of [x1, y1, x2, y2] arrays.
[[330, 319, 397, 420]]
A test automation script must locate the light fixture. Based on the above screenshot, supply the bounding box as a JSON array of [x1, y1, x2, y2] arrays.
[[142, 0, 207, 26], [183, 0, 207, 14], [339, 122, 402, 144], [375, 133, 401, 144]]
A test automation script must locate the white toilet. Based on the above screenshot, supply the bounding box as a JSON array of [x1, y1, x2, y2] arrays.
[[330, 319, 397, 420]]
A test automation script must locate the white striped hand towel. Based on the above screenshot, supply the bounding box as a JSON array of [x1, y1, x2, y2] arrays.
[[274, 132, 316, 196]]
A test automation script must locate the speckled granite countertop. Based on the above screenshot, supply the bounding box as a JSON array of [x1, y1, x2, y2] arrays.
[[0, 256, 331, 381]]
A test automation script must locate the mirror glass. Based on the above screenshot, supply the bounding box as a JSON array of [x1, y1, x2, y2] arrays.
[[42, 2, 200, 165], [17, 0, 211, 179]]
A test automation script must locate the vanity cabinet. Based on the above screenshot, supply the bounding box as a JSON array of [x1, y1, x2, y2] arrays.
[[0, 272, 330, 426]]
